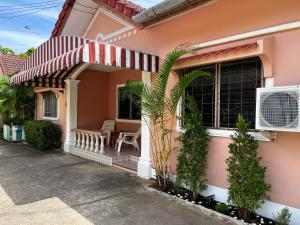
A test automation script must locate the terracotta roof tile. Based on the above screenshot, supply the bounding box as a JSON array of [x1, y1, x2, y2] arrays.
[[0, 54, 26, 76], [52, 0, 144, 37]]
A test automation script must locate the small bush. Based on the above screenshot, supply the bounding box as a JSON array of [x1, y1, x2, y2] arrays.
[[226, 115, 271, 220], [274, 207, 292, 225], [215, 203, 229, 214], [24, 120, 62, 151], [176, 95, 211, 200]]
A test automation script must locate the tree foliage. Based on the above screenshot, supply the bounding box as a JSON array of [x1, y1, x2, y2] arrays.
[[0, 45, 15, 55], [176, 95, 210, 200], [0, 45, 35, 58], [226, 115, 271, 221], [0, 75, 35, 123], [19, 47, 35, 58], [124, 44, 209, 190], [274, 207, 292, 225]]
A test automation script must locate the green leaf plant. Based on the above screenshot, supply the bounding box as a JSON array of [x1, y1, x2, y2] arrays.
[[0, 75, 35, 123], [226, 115, 271, 221], [175, 95, 211, 200], [124, 44, 209, 190]]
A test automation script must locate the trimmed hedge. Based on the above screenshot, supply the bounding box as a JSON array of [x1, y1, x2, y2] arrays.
[[24, 120, 62, 151]]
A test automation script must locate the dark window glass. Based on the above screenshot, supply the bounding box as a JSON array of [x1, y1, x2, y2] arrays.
[[220, 57, 262, 129], [118, 87, 141, 120], [43, 91, 57, 118], [183, 65, 216, 127]]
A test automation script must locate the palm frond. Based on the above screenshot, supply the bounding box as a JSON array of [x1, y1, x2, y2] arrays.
[[167, 70, 210, 114], [154, 46, 193, 102]]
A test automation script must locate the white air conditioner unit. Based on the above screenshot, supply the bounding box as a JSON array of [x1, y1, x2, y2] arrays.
[[256, 86, 300, 132]]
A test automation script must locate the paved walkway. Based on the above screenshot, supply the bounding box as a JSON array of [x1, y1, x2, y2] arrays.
[[0, 141, 233, 225]]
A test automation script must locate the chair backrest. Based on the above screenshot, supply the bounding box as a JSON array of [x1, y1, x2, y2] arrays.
[[132, 127, 141, 142], [101, 120, 115, 132]]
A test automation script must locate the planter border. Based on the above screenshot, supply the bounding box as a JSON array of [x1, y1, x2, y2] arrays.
[[145, 185, 256, 225]]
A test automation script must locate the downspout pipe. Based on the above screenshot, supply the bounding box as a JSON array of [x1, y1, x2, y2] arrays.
[[133, 0, 195, 24]]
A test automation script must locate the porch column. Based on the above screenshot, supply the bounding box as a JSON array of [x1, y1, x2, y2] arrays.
[[64, 79, 80, 152], [138, 71, 153, 179]]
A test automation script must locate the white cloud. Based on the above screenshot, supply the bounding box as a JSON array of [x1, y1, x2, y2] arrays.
[[0, 30, 49, 53], [34, 7, 61, 21]]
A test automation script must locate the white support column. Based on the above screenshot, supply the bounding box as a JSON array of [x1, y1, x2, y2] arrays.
[[64, 79, 80, 152], [138, 71, 153, 179]]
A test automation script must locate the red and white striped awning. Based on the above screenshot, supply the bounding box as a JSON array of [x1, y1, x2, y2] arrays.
[[11, 36, 159, 88]]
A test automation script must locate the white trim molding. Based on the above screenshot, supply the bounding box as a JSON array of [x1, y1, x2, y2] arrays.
[[192, 20, 300, 50], [169, 173, 300, 225], [176, 125, 270, 142], [202, 184, 300, 225], [138, 71, 152, 179], [64, 79, 80, 153]]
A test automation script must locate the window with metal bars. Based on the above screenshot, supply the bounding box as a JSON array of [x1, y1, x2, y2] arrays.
[[117, 86, 141, 120], [182, 57, 263, 129], [43, 91, 57, 118]]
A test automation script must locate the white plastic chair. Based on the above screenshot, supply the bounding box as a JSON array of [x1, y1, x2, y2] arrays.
[[100, 120, 115, 146], [115, 127, 141, 153]]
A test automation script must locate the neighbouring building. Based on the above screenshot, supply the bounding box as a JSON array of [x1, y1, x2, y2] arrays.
[[10, 0, 300, 223], [0, 54, 25, 76]]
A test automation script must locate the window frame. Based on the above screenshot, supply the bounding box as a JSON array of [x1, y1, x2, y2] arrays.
[[116, 84, 141, 124], [42, 91, 59, 120], [176, 57, 271, 141]]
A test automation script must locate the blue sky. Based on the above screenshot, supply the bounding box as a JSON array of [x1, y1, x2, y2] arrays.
[[0, 0, 162, 54]]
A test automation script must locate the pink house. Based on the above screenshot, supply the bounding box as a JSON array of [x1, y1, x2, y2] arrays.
[[11, 0, 300, 223]]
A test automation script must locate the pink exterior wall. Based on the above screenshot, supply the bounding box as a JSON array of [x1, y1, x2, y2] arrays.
[[83, 0, 300, 209], [32, 0, 300, 211], [116, 0, 300, 56], [77, 68, 141, 132], [35, 88, 67, 140], [85, 11, 125, 40], [77, 69, 109, 130]]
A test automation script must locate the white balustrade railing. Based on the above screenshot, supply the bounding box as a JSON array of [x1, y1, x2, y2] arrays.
[[72, 129, 106, 154]]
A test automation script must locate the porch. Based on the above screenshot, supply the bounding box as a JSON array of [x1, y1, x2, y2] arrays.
[[10, 36, 157, 178], [71, 128, 140, 172]]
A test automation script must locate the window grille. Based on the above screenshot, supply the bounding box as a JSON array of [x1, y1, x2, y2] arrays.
[[43, 91, 57, 118], [182, 57, 262, 129]]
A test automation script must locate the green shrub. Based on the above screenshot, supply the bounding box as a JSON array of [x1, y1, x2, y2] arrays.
[[274, 207, 292, 225], [24, 120, 62, 151], [176, 95, 211, 200], [215, 203, 229, 214], [226, 115, 271, 221]]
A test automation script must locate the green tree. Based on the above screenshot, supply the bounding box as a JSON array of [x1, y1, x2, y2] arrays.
[[226, 115, 271, 221], [19, 47, 35, 58], [0, 76, 16, 116], [124, 45, 209, 190], [176, 95, 211, 200], [0, 75, 35, 122], [0, 45, 15, 55]]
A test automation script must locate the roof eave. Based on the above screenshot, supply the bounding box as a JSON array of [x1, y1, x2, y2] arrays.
[[133, 0, 214, 28]]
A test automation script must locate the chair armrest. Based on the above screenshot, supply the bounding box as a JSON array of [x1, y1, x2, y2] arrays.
[[122, 133, 136, 137]]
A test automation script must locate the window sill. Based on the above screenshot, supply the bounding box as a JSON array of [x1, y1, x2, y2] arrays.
[[116, 119, 141, 124], [42, 117, 59, 121], [176, 126, 271, 142]]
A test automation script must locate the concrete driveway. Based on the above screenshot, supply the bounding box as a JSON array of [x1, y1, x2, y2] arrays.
[[0, 141, 233, 225]]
